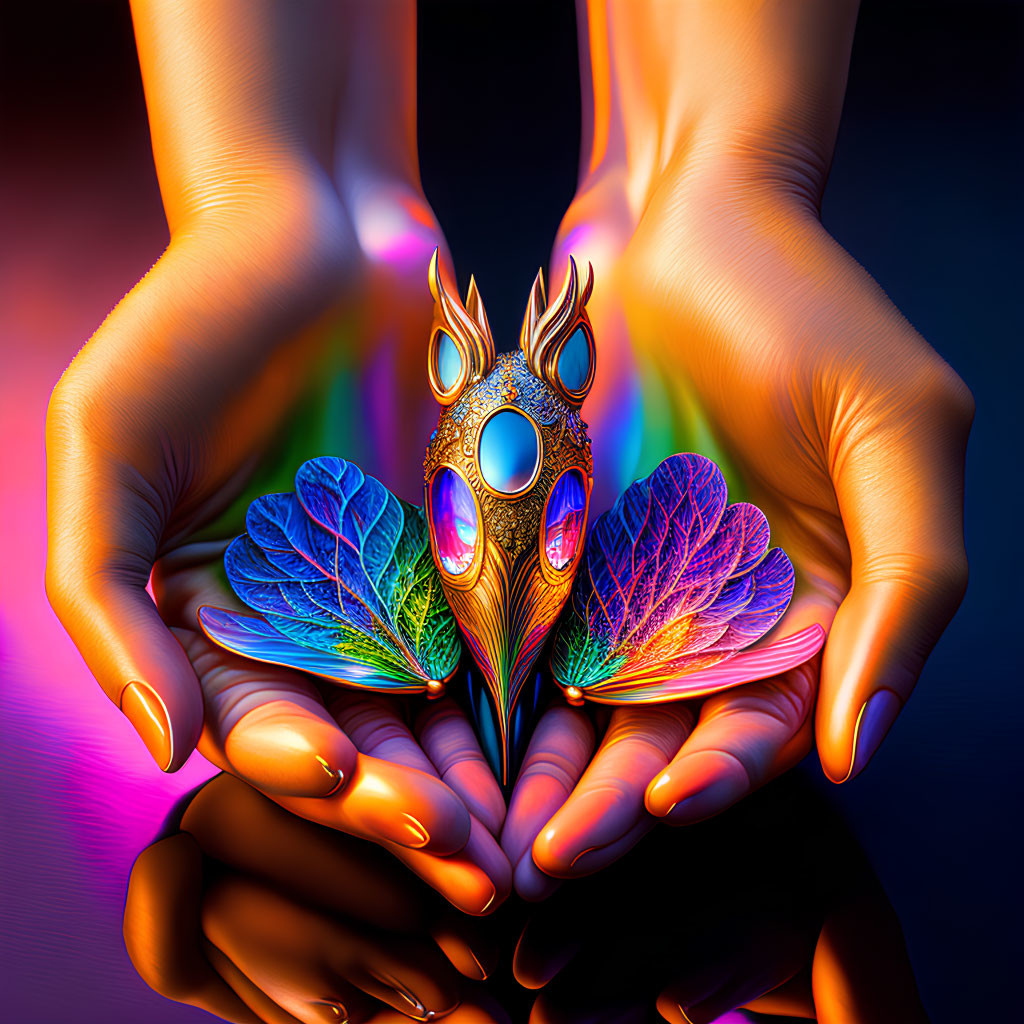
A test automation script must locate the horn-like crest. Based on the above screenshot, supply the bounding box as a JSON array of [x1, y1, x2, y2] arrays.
[[427, 249, 495, 404], [519, 256, 596, 405], [518, 267, 547, 352], [465, 274, 492, 343]]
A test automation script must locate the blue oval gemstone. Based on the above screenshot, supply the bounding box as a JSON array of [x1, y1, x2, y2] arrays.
[[545, 469, 587, 569], [430, 468, 477, 574], [436, 331, 463, 392], [558, 327, 591, 392], [479, 409, 539, 494]]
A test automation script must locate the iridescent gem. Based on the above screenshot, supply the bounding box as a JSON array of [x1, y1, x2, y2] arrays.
[[544, 469, 586, 569], [479, 409, 539, 494], [430, 468, 477, 574], [436, 331, 463, 392], [558, 327, 591, 393]]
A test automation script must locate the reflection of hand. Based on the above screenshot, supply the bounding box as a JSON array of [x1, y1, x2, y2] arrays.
[[125, 774, 509, 1024], [46, 1, 507, 909], [514, 780, 929, 1024], [504, 0, 971, 894]]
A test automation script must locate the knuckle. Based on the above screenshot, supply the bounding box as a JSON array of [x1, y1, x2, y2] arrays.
[[904, 358, 975, 431]]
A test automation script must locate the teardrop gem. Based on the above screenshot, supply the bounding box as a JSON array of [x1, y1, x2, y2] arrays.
[[436, 331, 463, 392], [545, 469, 586, 570], [430, 468, 478, 575], [558, 327, 591, 393]]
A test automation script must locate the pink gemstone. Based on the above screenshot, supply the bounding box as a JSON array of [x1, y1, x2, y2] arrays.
[[545, 470, 586, 570], [431, 468, 478, 575]]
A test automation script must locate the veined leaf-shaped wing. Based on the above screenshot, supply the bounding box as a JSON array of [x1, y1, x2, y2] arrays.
[[198, 457, 460, 692], [550, 454, 824, 703]]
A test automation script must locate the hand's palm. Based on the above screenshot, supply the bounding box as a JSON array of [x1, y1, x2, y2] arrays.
[[502, 169, 971, 892]]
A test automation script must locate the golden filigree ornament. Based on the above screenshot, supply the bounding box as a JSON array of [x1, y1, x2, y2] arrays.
[[198, 251, 825, 788], [423, 251, 596, 784]]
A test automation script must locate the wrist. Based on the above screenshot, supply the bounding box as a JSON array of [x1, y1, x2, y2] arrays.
[[575, 0, 860, 221]]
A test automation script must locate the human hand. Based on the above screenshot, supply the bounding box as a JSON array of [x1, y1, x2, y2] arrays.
[[45, 0, 507, 909], [514, 779, 929, 1024], [504, 0, 971, 892], [124, 773, 510, 1023]]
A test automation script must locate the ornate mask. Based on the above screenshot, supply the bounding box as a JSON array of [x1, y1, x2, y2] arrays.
[[422, 252, 596, 783]]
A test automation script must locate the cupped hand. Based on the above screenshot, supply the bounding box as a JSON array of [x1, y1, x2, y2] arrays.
[[514, 778, 929, 1024], [45, 0, 507, 908], [125, 773, 510, 1023], [504, 0, 971, 893]]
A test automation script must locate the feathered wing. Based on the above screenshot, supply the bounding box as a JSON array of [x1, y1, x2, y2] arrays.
[[198, 457, 461, 692], [550, 454, 824, 703]]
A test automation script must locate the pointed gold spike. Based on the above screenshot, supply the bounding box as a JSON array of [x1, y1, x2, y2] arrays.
[[427, 246, 446, 306], [580, 261, 594, 307], [519, 267, 548, 355], [465, 275, 492, 343]]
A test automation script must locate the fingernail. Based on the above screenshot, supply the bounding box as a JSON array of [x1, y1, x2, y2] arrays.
[[369, 970, 460, 1021], [397, 811, 430, 848], [513, 853, 560, 902], [315, 756, 346, 796], [225, 709, 350, 798], [313, 1000, 348, 1022], [661, 776, 747, 825], [847, 689, 902, 781], [120, 681, 173, 771], [466, 950, 488, 981], [476, 880, 497, 915], [647, 773, 674, 816]]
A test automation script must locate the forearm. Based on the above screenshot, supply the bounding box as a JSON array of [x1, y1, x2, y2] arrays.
[[576, 0, 861, 213]]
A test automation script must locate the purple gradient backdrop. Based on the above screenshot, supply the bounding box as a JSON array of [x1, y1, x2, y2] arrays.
[[0, 10, 216, 1018]]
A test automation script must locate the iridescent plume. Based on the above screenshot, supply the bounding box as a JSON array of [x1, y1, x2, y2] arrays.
[[551, 453, 824, 702], [199, 457, 461, 690]]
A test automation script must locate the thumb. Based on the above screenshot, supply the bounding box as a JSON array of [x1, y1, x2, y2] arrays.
[[818, 364, 972, 782], [46, 398, 203, 771]]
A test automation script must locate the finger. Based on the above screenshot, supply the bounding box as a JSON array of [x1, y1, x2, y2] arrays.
[[741, 967, 815, 1019], [204, 940, 348, 1024], [124, 834, 263, 1024], [820, 370, 972, 782], [812, 881, 929, 1024], [187, 632, 472, 853], [330, 693, 439, 775], [187, 762, 502, 917], [44, 412, 203, 771], [177, 628, 359, 799], [431, 911, 500, 982], [532, 706, 693, 878], [369, 997, 510, 1024], [273, 742, 506, 909], [645, 662, 816, 824], [386, 815, 512, 917], [501, 706, 594, 885], [202, 875, 462, 1022], [277, 753, 471, 857], [513, 917, 583, 991], [415, 698, 507, 836], [179, 774, 433, 932], [267, 691, 470, 854]]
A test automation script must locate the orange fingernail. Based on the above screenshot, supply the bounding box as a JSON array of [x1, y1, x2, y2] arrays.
[[398, 812, 431, 848], [313, 1000, 348, 1023], [120, 681, 173, 771]]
